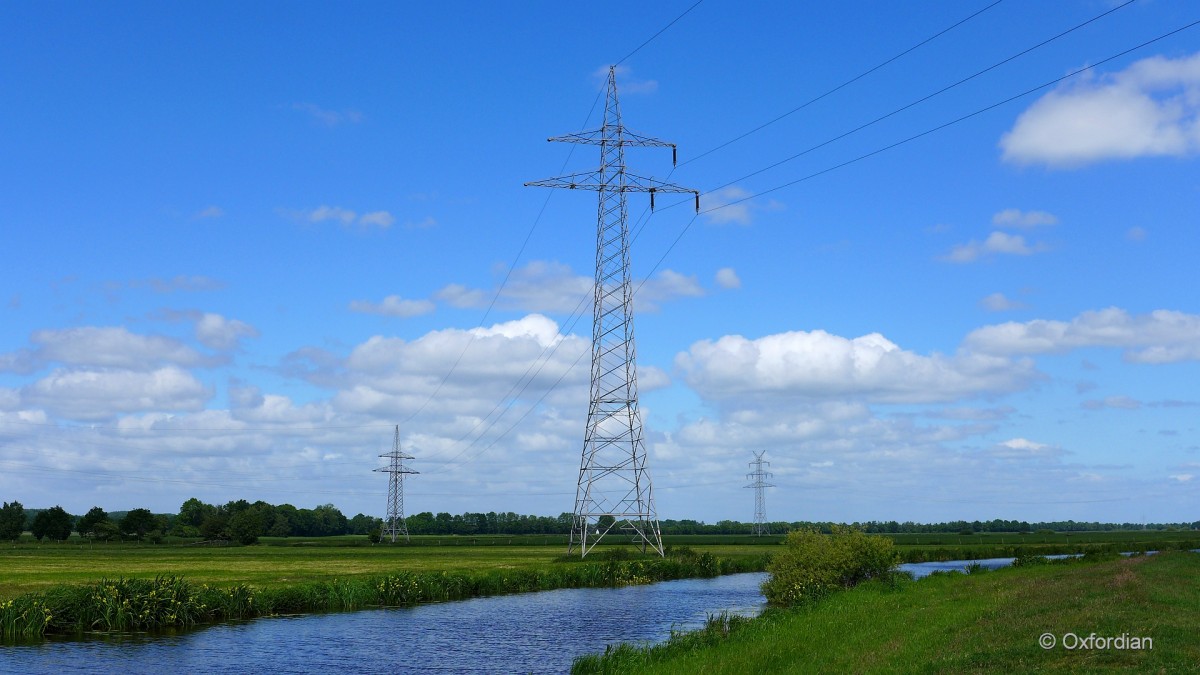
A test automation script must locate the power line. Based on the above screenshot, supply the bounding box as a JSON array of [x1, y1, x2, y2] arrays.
[[399, 0, 706, 434], [626, 0, 1011, 266], [700, 16, 1200, 216], [399, 90, 604, 428], [384, 5, 1152, 470], [639, 16, 1200, 282], [614, 0, 704, 67], [678, 0, 1008, 169], [702, 0, 1137, 196]]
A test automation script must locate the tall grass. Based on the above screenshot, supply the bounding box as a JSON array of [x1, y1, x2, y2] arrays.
[[0, 549, 768, 641]]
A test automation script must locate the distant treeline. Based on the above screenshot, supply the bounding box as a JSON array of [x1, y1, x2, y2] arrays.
[[2, 498, 1197, 544]]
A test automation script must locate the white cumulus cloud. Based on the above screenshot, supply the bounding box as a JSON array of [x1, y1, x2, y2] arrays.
[[195, 313, 259, 351], [30, 326, 211, 370], [1001, 52, 1200, 167], [943, 231, 1045, 263], [675, 329, 1036, 405], [433, 261, 706, 314], [715, 268, 741, 289], [22, 366, 212, 420], [965, 308, 1200, 363]]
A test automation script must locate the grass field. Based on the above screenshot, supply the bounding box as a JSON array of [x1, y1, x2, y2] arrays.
[[2, 529, 1194, 600], [0, 535, 768, 600], [574, 551, 1200, 673]]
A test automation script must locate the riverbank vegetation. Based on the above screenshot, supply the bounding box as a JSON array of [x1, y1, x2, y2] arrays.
[[0, 546, 766, 640], [573, 551, 1200, 673]]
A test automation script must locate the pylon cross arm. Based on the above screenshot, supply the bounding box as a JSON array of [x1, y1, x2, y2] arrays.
[[547, 127, 675, 149], [525, 171, 695, 193]]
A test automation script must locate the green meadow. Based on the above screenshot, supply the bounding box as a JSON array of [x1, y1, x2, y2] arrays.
[[2, 529, 1193, 600], [0, 535, 773, 600], [574, 551, 1200, 673]]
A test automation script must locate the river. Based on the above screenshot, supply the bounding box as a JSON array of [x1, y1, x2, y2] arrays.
[[0, 573, 768, 674], [2, 554, 1163, 673]]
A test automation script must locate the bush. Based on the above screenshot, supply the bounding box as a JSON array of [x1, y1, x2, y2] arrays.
[[761, 526, 897, 607]]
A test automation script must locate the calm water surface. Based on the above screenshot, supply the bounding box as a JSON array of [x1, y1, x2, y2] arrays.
[[0, 573, 768, 675]]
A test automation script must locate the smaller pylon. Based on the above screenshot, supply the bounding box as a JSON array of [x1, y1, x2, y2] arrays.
[[375, 425, 417, 543], [744, 451, 774, 536]]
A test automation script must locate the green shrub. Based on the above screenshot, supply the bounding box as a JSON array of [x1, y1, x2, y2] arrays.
[[761, 526, 897, 607]]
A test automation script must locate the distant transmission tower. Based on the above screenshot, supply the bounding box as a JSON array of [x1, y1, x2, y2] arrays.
[[375, 425, 417, 543], [744, 451, 774, 536], [526, 67, 698, 557]]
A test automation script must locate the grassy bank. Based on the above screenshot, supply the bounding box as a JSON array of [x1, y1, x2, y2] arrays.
[[573, 551, 1200, 673], [0, 547, 767, 640]]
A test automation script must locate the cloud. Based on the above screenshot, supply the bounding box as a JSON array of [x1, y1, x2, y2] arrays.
[[358, 211, 395, 229], [194, 313, 259, 350], [291, 102, 364, 127], [965, 308, 1200, 363], [1001, 52, 1200, 167], [597, 65, 658, 95], [715, 268, 741, 289], [675, 329, 1037, 405], [699, 187, 782, 226], [943, 231, 1046, 263], [1169, 474, 1194, 483], [992, 209, 1058, 228], [0, 349, 39, 375], [927, 406, 1015, 421], [286, 206, 399, 230], [113, 276, 225, 293], [195, 206, 225, 219], [980, 292, 1026, 312], [308, 205, 357, 226], [635, 270, 704, 312], [433, 261, 705, 314], [349, 295, 436, 318], [22, 366, 212, 420], [1127, 226, 1147, 242], [989, 437, 1065, 460], [436, 261, 588, 313], [305, 314, 592, 419], [1082, 396, 1142, 411], [28, 326, 213, 370]]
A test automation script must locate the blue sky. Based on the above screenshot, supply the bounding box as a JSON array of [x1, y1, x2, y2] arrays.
[[2, 1, 1198, 524]]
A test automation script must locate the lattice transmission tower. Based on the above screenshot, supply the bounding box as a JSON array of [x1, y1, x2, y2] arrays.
[[375, 425, 417, 543], [526, 67, 698, 557], [744, 451, 774, 536]]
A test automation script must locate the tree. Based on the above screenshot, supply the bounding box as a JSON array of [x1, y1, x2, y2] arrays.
[[94, 520, 120, 542], [228, 509, 264, 545], [31, 506, 74, 541], [120, 508, 156, 541], [0, 501, 25, 541], [200, 512, 230, 540], [178, 498, 213, 528], [348, 513, 381, 535], [77, 506, 109, 538]]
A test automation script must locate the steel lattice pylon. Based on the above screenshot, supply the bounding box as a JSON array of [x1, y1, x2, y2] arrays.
[[374, 425, 417, 543], [744, 451, 774, 536], [526, 67, 698, 557]]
